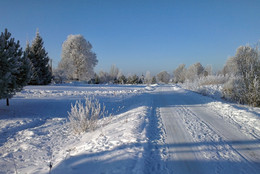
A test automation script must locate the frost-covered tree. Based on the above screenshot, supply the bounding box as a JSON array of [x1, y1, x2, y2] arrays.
[[173, 64, 186, 83], [109, 64, 119, 83], [28, 30, 52, 85], [235, 46, 259, 80], [157, 71, 170, 84], [58, 34, 98, 81], [222, 45, 260, 106], [144, 71, 152, 84], [0, 29, 31, 106], [204, 65, 212, 76], [222, 57, 238, 76], [185, 62, 204, 81], [98, 71, 110, 84], [127, 74, 140, 84]]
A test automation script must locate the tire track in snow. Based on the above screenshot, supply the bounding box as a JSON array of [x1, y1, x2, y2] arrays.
[[156, 85, 260, 174], [175, 106, 242, 173], [185, 104, 260, 173], [143, 94, 168, 174]]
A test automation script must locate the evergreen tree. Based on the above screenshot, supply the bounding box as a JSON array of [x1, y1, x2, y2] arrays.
[[28, 30, 52, 85], [17, 42, 32, 89], [0, 29, 31, 106]]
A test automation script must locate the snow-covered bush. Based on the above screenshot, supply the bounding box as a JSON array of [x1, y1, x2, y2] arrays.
[[222, 76, 260, 106], [222, 77, 246, 103], [196, 75, 229, 86], [68, 97, 106, 134], [182, 75, 229, 99]]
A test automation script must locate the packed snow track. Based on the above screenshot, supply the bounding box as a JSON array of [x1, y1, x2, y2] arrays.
[[149, 85, 260, 174]]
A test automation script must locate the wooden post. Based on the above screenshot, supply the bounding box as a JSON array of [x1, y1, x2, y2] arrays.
[[6, 98, 9, 106]]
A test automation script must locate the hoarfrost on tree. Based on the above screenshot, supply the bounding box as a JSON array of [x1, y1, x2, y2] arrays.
[[157, 71, 170, 84], [59, 34, 98, 81]]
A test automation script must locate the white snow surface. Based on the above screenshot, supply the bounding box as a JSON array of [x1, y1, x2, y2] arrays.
[[0, 84, 259, 174]]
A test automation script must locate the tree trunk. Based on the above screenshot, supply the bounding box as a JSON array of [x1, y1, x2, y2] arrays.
[[6, 98, 9, 106]]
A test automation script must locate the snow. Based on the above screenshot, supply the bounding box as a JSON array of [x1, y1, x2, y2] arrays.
[[0, 84, 260, 174]]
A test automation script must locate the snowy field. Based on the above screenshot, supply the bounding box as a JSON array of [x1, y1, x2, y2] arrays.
[[0, 84, 260, 174]]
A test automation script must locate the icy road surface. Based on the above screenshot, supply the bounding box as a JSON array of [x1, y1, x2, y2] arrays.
[[0, 84, 259, 174]]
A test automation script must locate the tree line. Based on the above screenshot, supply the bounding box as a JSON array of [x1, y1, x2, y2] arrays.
[[172, 45, 260, 107], [1, 28, 259, 107]]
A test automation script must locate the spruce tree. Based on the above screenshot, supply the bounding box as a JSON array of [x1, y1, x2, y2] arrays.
[[16, 43, 32, 89], [0, 29, 31, 106], [28, 30, 52, 85]]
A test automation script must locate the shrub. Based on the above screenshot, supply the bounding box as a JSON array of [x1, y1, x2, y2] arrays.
[[68, 97, 106, 134], [222, 76, 260, 107], [222, 77, 246, 103]]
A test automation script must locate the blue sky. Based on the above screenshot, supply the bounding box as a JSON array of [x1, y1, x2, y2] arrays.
[[1, 0, 260, 75]]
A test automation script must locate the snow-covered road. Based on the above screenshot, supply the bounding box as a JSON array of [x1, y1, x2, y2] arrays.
[[0, 84, 259, 174], [151, 85, 260, 174]]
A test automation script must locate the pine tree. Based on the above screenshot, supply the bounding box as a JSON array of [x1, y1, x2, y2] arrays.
[[0, 29, 31, 106], [28, 30, 52, 85], [16, 41, 32, 89]]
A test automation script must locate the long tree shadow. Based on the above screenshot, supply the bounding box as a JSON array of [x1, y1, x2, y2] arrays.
[[50, 138, 260, 174]]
